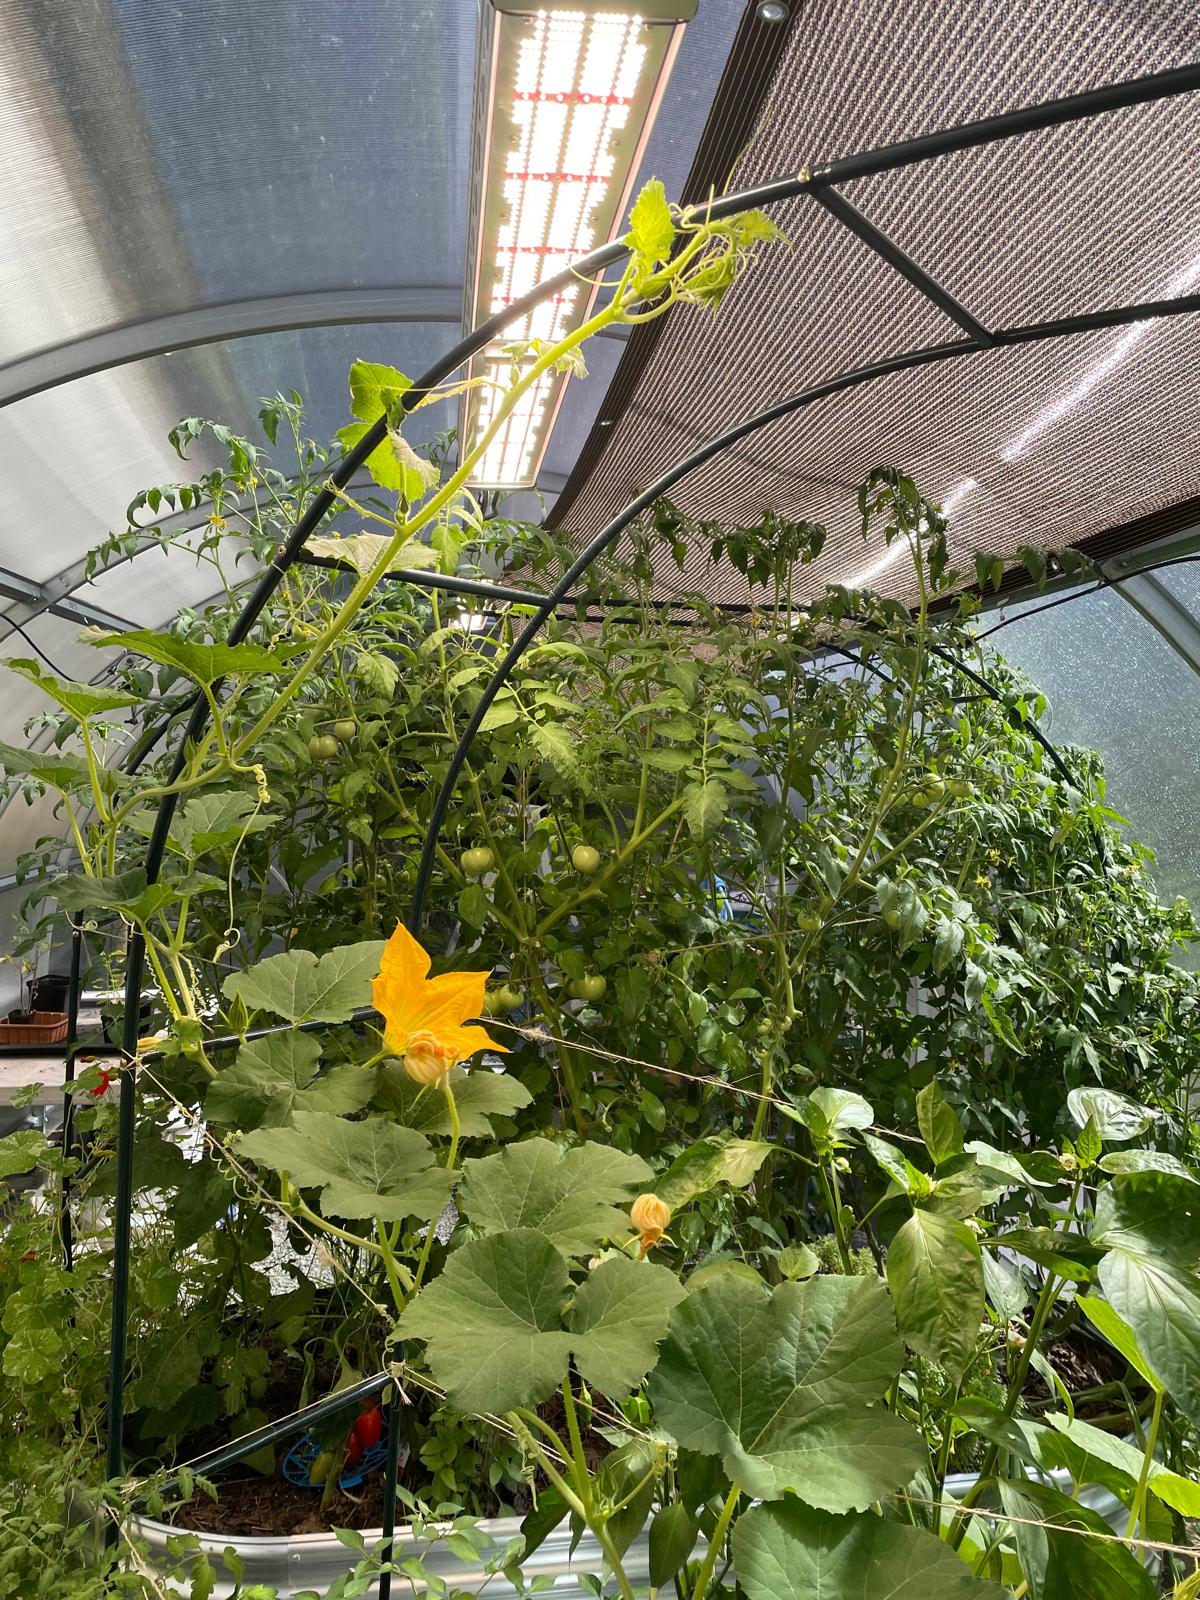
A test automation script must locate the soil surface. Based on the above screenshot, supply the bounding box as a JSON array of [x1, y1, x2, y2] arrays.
[[1017, 1331, 1135, 1419], [170, 1471, 396, 1538]]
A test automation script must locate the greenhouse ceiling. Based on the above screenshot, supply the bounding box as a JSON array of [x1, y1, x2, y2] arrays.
[[2, 2, 1200, 884]]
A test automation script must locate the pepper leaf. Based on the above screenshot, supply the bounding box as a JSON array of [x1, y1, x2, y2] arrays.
[[655, 1137, 774, 1210], [887, 1209, 984, 1382], [998, 1478, 1156, 1600], [1066, 1087, 1152, 1143]]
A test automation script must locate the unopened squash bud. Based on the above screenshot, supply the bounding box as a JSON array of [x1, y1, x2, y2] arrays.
[[631, 1192, 672, 1256], [404, 1030, 458, 1085]]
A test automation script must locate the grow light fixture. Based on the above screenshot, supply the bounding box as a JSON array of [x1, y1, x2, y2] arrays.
[[461, 1, 696, 490]]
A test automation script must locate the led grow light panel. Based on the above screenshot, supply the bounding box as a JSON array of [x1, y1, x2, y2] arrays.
[[462, 3, 694, 490]]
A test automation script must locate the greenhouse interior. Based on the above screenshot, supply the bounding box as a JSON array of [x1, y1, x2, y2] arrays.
[[5, 3, 1200, 1597]]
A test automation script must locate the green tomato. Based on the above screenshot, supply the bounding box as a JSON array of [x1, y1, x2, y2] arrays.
[[911, 775, 945, 806], [309, 734, 340, 761], [756, 1018, 774, 1038], [945, 778, 974, 798], [569, 974, 607, 1002], [461, 846, 494, 877], [795, 909, 822, 932], [883, 907, 902, 930], [571, 843, 601, 874], [484, 985, 522, 1015], [333, 719, 357, 742]]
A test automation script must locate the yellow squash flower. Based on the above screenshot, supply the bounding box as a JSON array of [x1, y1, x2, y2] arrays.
[[372, 922, 507, 1085]]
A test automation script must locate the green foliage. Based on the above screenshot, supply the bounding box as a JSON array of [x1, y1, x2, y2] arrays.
[[459, 1139, 652, 1255], [649, 1274, 922, 1510], [222, 940, 385, 1022], [3, 179, 1199, 1596], [238, 1109, 453, 1222], [734, 1498, 1008, 1600]]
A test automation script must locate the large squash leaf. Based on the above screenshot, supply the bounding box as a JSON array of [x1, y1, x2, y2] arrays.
[[238, 1110, 451, 1223], [460, 1138, 652, 1256], [206, 1033, 376, 1130], [374, 1063, 531, 1136], [398, 1232, 681, 1413], [222, 940, 385, 1023], [648, 1273, 921, 1511]]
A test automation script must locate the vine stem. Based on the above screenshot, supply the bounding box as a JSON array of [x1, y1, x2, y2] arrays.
[[690, 1484, 739, 1600], [1125, 1386, 1163, 1546], [510, 1411, 637, 1600], [947, 1269, 1061, 1549], [231, 300, 625, 764], [817, 1161, 853, 1271], [408, 1075, 460, 1300]]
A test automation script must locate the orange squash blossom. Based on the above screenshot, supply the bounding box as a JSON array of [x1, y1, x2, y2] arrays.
[[372, 922, 507, 1084]]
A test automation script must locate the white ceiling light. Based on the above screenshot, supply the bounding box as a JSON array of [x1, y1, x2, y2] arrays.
[[461, 1, 697, 490]]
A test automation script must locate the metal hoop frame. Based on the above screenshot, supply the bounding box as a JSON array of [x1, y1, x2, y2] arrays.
[[62, 60, 1200, 1589]]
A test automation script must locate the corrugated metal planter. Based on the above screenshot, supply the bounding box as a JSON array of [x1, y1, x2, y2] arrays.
[[132, 1511, 652, 1600], [134, 1453, 1135, 1598]]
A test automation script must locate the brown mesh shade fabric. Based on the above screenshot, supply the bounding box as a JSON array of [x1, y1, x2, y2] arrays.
[[551, 1, 1200, 607]]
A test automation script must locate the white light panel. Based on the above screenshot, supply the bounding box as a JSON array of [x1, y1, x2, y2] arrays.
[[463, 5, 692, 490]]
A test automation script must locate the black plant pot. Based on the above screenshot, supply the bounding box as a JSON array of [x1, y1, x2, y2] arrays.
[[30, 974, 70, 1012]]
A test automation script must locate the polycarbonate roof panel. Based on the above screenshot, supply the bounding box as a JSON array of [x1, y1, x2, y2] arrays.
[[80, 537, 249, 630], [0, 321, 457, 585], [557, 1, 1200, 601], [1, 608, 125, 686], [0, 0, 476, 365], [984, 584, 1200, 911]]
